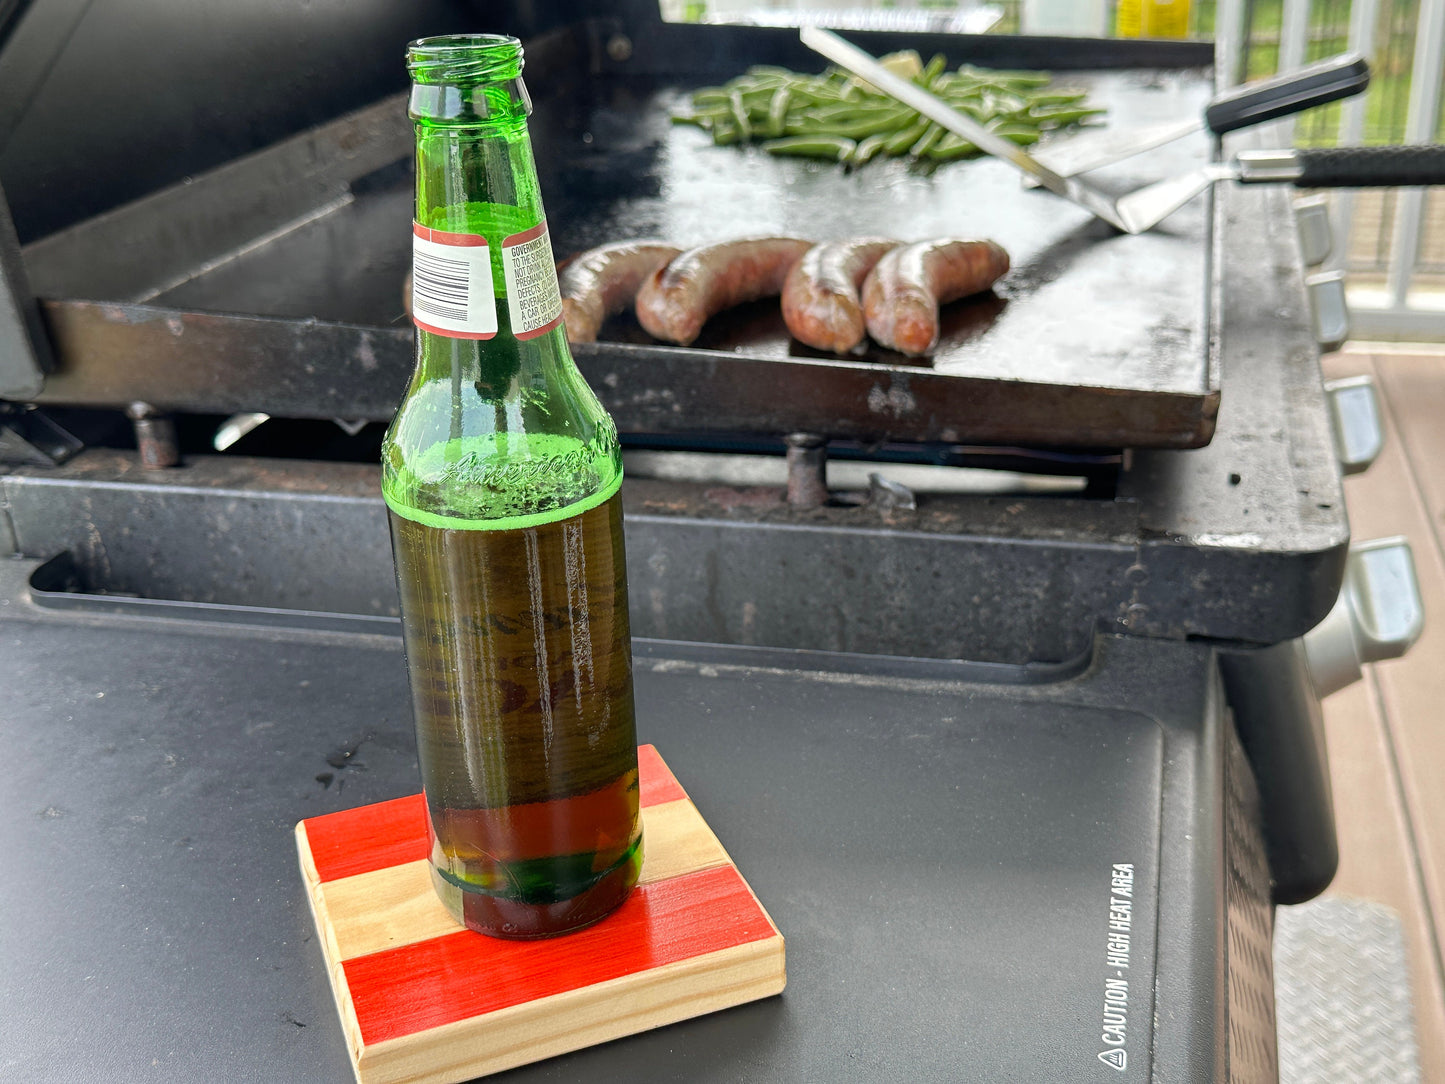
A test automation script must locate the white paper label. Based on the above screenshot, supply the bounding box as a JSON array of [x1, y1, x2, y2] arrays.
[[411, 224, 497, 339], [501, 220, 564, 340]]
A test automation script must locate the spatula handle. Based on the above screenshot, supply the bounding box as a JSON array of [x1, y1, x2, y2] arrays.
[[1235, 145, 1445, 187], [1293, 145, 1445, 187], [1206, 53, 1370, 135]]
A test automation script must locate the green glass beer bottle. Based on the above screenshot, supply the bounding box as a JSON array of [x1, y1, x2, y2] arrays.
[[383, 34, 642, 939]]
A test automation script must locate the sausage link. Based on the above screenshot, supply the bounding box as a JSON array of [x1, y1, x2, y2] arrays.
[[781, 238, 899, 354], [862, 239, 1010, 357], [635, 237, 814, 346], [558, 241, 682, 344]]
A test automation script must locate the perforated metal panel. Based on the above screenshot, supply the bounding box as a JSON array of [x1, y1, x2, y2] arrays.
[[1224, 719, 1280, 1084]]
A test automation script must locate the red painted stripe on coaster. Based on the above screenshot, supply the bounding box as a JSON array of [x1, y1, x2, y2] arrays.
[[305, 793, 429, 883], [638, 744, 686, 807], [305, 746, 683, 883], [345, 864, 774, 1044]]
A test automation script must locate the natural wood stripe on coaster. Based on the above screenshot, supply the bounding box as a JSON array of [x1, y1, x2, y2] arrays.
[[295, 744, 785, 1083]]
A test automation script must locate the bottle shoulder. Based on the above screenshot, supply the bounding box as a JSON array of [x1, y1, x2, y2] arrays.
[[382, 364, 621, 531]]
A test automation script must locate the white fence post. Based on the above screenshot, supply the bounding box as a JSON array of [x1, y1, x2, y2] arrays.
[[1215, 0, 1249, 87], [1328, 0, 1379, 278], [1276, 0, 1314, 142], [1386, 0, 1445, 310]]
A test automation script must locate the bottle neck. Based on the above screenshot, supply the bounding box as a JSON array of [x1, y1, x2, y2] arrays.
[[410, 73, 567, 396], [413, 78, 537, 231], [386, 35, 620, 528]]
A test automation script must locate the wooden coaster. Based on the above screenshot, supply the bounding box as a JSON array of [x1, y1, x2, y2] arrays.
[[295, 745, 786, 1083]]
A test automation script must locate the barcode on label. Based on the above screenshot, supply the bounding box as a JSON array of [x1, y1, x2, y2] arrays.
[[413, 250, 470, 320], [411, 224, 497, 339]]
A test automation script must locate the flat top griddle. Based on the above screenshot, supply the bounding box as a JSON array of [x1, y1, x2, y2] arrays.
[[23, 33, 1223, 451], [537, 69, 1217, 392]]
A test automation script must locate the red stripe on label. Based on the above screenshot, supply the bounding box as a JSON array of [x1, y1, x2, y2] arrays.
[[304, 746, 678, 883], [305, 793, 430, 883], [512, 312, 564, 341], [413, 316, 497, 340], [345, 865, 775, 1044], [501, 219, 548, 247], [413, 222, 488, 247]]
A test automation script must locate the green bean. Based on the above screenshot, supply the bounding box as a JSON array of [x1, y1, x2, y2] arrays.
[[940, 83, 987, 102], [927, 133, 979, 161], [802, 101, 901, 122], [986, 69, 1054, 88], [982, 89, 1027, 115], [990, 123, 1042, 145], [1029, 105, 1108, 127], [1027, 90, 1090, 106], [681, 62, 1102, 167], [788, 84, 847, 104], [736, 88, 779, 112], [766, 87, 792, 138], [804, 101, 910, 123], [878, 117, 929, 156], [831, 111, 918, 139], [918, 53, 947, 85], [762, 135, 856, 161], [937, 74, 992, 95], [909, 122, 944, 158], [785, 105, 900, 133], [711, 118, 741, 145], [672, 101, 731, 125], [850, 132, 888, 166], [728, 90, 752, 141]]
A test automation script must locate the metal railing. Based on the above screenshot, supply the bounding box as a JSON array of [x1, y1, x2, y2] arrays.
[[1230, 0, 1445, 338]]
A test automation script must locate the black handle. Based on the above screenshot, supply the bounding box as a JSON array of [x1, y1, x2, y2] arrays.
[[1295, 144, 1445, 187], [1206, 53, 1370, 134]]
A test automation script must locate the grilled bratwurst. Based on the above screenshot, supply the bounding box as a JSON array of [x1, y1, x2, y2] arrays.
[[558, 241, 682, 343], [861, 239, 1010, 356], [781, 238, 900, 354], [635, 237, 813, 346]]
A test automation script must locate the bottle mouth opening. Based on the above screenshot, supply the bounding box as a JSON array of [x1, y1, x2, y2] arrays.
[[408, 34, 523, 84]]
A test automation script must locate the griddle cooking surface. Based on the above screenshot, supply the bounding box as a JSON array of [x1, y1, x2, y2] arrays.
[[136, 62, 1220, 449], [152, 69, 1214, 386], [537, 68, 1216, 391]]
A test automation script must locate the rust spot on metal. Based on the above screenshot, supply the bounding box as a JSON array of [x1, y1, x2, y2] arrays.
[[703, 486, 787, 511]]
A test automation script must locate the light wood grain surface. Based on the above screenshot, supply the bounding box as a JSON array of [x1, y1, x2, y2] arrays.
[[1319, 347, 1445, 1083]]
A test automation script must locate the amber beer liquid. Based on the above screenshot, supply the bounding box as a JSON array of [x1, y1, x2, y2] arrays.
[[383, 35, 641, 938]]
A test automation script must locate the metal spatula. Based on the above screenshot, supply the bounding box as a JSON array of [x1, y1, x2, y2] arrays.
[[1026, 53, 1370, 184], [1117, 145, 1445, 231], [800, 26, 1153, 234]]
